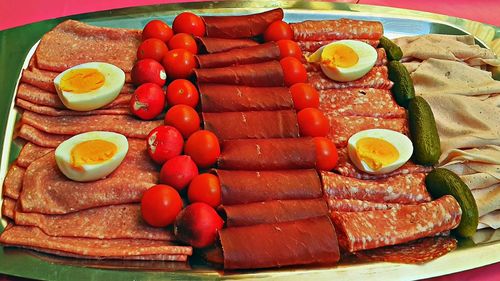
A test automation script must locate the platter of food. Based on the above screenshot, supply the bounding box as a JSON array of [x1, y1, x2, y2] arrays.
[[0, 1, 499, 280]]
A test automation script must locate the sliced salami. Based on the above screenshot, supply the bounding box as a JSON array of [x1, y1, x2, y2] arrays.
[[2, 198, 16, 219], [16, 143, 53, 168], [309, 66, 393, 91], [16, 99, 131, 116], [196, 37, 259, 53], [2, 165, 25, 200], [21, 67, 58, 92], [18, 124, 70, 148], [327, 198, 401, 212], [196, 42, 280, 68], [291, 19, 384, 41], [298, 39, 380, 52]]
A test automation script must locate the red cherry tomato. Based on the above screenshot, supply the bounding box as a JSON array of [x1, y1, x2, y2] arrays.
[[297, 107, 330, 137], [160, 155, 199, 191], [131, 59, 167, 87], [174, 202, 223, 248], [166, 79, 199, 108], [162, 49, 197, 79], [313, 137, 338, 171], [172, 12, 206, 37], [188, 173, 221, 207], [141, 184, 183, 227], [289, 83, 319, 110], [142, 20, 173, 42], [137, 38, 169, 62], [277, 39, 303, 59], [168, 33, 198, 54], [263, 21, 293, 42], [146, 125, 184, 164], [279, 57, 307, 86], [164, 104, 200, 138], [184, 130, 220, 169], [129, 83, 165, 120]]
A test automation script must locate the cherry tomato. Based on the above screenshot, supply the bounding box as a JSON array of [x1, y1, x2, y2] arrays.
[[188, 173, 221, 207], [146, 125, 184, 164], [164, 104, 200, 138], [184, 130, 220, 169], [162, 49, 197, 79], [263, 21, 293, 42], [166, 79, 199, 108], [174, 202, 223, 248], [141, 184, 183, 227], [313, 137, 338, 171], [129, 83, 165, 120], [277, 39, 303, 59], [137, 38, 169, 62], [142, 20, 173, 42], [172, 12, 206, 37], [289, 83, 319, 110], [168, 33, 198, 54], [279, 57, 307, 86], [297, 107, 330, 137], [131, 59, 167, 87], [160, 155, 198, 191]]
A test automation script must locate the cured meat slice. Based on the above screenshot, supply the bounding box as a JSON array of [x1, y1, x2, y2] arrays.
[[199, 84, 293, 112], [298, 39, 380, 52], [197, 37, 259, 53], [19, 139, 158, 214], [326, 115, 408, 147], [319, 88, 406, 118], [196, 42, 280, 68], [308, 66, 393, 91], [305, 48, 388, 72], [354, 236, 457, 264], [0, 225, 191, 261], [14, 204, 174, 241], [221, 199, 329, 227], [21, 67, 58, 92], [16, 99, 131, 116], [216, 169, 322, 205], [35, 20, 141, 73], [218, 138, 316, 170], [2, 165, 25, 200], [291, 19, 384, 41], [21, 111, 162, 139], [16, 142, 53, 168], [203, 110, 299, 140], [321, 171, 431, 204], [18, 124, 70, 148], [219, 216, 339, 269], [327, 198, 401, 212], [202, 8, 283, 39], [194, 61, 284, 87], [2, 198, 16, 219], [331, 195, 462, 252]]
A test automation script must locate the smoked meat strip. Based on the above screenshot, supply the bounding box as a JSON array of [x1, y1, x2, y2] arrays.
[[291, 19, 384, 41], [197, 37, 259, 53], [196, 42, 280, 68]]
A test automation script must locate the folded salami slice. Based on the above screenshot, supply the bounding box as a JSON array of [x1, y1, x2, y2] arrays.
[[216, 169, 322, 205], [21, 67, 58, 92], [199, 84, 293, 112], [18, 124, 70, 148], [19, 139, 158, 214], [16, 99, 131, 116], [2, 165, 25, 200], [298, 39, 380, 52], [197, 42, 280, 68], [306, 49, 387, 72], [218, 138, 316, 170], [331, 195, 462, 252], [197, 37, 259, 53], [319, 88, 406, 118], [202, 8, 283, 39], [194, 61, 284, 87], [2, 198, 16, 219], [321, 171, 431, 204], [219, 216, 339, 269], [291, 19, 384, 41], [17, 143, 53, 168], [221, 199, 329, 227], [327, 198, 401, 212], [309, 66, 393, 91], [0, 225, 191, 261], [203, 110, 299, 140]]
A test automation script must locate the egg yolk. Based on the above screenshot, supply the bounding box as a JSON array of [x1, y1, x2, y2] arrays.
[[60, 68, 105, 93], [356, 137, 399, 171], [322, 44, 359, 68], [70, 139, 117, 169]]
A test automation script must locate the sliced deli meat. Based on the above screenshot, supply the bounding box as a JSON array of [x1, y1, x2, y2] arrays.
[[16, 99, 131, 117], [291, 18, 384, 41], [196, 42, 280, 68], [2, 165, 25, 200], [2, 198, 16, 219], [16, 143, 53, 168], [309, 66, 393, 91], [196, 37, 259, 53], [18, 124, 70, 148], [327, 198, 402, 212]]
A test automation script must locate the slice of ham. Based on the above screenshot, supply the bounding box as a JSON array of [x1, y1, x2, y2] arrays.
[[309, 66, 393, 91], [16, 99, 131, 116], [220, 199, 329, 227], [199, 84, 293, 112], [327, 198, 402, 212], [196, 37, 259, 53], [305, 48, 388, 72], [216, 169, 322, 205], [203, 110, 299, 140], [16, 143, 53, 168], [218, 138, 316, 170], [18, 124, 70, 148], [219, 216, 339, 269], [2, 165, 25, 200], [196, 42, 280, 68], [298, 39, 380, 52], [202, 8, 283, 39], [2, 198, 16, 219], [19, 139, 158, 214], [331, 195, 462, 252], [291, 19, 384, 41]]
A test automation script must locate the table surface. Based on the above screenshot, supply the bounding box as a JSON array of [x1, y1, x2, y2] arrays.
[[0, 0, 498, 280]]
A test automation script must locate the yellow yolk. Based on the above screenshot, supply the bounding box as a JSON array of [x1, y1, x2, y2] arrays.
[[355, 137, 399, 171], [70, 139, 117, 169], [321, 44, 359, 68], [60, 68, 105, 93]]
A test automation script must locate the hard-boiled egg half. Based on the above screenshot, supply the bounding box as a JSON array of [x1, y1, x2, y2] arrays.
[[54, 62, 125, 111], [307, 40, 377, 82], [347, 129, 413, 175], [55, 131, 129, 182]]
